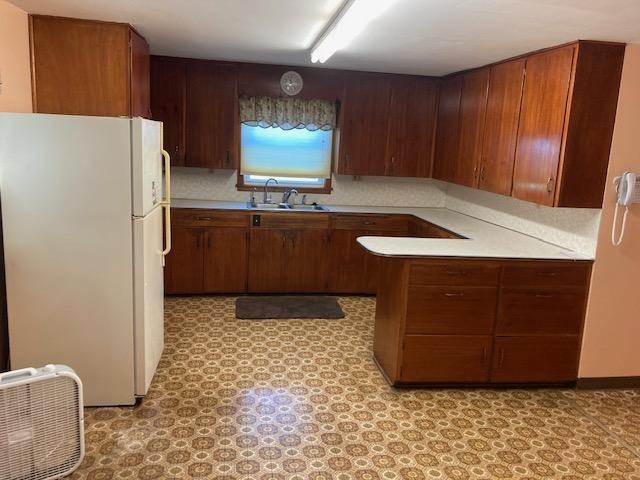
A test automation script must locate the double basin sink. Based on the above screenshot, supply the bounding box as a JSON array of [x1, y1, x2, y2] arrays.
[[247, 202, 329, 212]]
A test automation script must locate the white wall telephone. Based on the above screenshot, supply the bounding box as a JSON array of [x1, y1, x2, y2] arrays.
[[611, 172, 640, 245]]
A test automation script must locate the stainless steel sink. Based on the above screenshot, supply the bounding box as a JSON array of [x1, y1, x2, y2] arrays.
[[247, 202, 290, 210], [288, 204, 329, 211], [246, 202, 329, 212]]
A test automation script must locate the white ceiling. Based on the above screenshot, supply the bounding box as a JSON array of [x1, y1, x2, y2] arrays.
[[10, 0, 640, 75]]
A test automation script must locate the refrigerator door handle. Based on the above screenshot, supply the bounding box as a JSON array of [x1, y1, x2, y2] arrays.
[[161, 149, 171, 265]]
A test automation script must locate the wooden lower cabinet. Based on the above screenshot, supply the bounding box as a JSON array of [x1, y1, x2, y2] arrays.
[[401, 335, 492, 383], [373, 256, 592, 386], [491, 336, 580, 383], [165, 226, 204, 294], [248, 228, 329, 293], [203, 227, 248, 292], [164, 210, 249, 294]]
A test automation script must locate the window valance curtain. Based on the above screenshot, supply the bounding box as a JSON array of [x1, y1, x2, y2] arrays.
[[239, 96, 337, 131]]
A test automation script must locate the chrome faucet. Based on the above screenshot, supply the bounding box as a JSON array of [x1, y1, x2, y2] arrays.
[[282, 189, 299, 205], [263, 178, 278, 204]]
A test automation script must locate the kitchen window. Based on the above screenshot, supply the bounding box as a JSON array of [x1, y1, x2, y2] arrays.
[[237, 96, 337, 192]]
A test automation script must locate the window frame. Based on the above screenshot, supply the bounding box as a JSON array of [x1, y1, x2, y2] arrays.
[[236, 123, 336, 194]]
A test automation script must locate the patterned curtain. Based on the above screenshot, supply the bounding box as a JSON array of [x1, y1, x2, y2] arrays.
[[239, 96, 337, 131]]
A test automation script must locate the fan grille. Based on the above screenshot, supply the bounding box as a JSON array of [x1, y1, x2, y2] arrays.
[[0, 375, 82, 480]]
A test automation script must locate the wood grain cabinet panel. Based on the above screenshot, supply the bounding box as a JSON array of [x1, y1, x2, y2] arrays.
[[502, 262, 591, 287], [478, 59, 525, 195], [30, 15, 150, 118], [385, 76, 438, 177], [164, 226, 204, 294], [491, 336, 580, 383], [248, 228, 329, 293], [455, 68, 490, 187], [433, 75, 463, 182], [327, 229, 380, 294], [409, 261, 501, 286], [203, 227, 248, 293], [186, 61, 238, 169], [496, 287, 587, 335], [512, 46, 575, 206], [401, 335, 493, 383], [406, 286, 497, 335], [151, 57, 186, 165], [337, 72, 392, 176]]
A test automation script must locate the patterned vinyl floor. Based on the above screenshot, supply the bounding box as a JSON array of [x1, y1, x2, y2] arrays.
[[70, 296, 640, 479]]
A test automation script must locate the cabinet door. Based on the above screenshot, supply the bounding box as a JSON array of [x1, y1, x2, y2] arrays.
[[164, 227, 204, 294], [151, 57, 186, 165], [386, 77, 438, 177], [491, 336, 580, 383], [454, 68, 490, 187], [327, 229, 379, 294], [401, 335, 492, 383], [338, 73, 392, 176], [203, 227, 248, 293], [30, 16, 130, 116], [512, 46, 575, 206], [287, 230, 329, 292], [432, 75, 463, 182], [129, 30, 151, 118], [186, 61, 238, 169], [479, 59, 525, 195], [248, 229, 288, 293]]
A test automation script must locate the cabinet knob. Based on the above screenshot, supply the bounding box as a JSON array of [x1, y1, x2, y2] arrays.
[[547, 177, 555, 193]]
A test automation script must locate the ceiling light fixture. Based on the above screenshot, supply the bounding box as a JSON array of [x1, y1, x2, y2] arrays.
[[310, 0, 397, 64]]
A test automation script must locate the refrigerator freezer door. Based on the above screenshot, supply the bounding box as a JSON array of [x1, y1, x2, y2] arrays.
[[133, 206, 165, 396], [0, 113, 136, 406], [131, 118, 163, 217]]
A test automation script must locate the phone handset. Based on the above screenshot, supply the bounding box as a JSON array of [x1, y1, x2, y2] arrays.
[[612, 172, 640, 246]]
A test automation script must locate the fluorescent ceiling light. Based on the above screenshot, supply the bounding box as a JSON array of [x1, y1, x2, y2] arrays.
[[310, 0, 397, 64]]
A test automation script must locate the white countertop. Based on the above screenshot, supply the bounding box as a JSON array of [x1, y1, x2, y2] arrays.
[[171, 198, 593, 261]]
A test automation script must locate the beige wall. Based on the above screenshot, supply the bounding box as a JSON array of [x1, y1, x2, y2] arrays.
[[0, 0, 32, 112], [579, 44, 640, 378]]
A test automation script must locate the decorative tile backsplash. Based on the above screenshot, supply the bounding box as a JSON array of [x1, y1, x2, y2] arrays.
[[170, 167, 601, 256]]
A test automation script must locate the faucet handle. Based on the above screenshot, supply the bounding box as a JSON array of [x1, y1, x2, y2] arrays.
[[301, 194, 308, 205]]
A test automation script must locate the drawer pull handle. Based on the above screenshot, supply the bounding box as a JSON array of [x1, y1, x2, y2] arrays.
[[536, 271, 558, 277], [445, 270, 468, 276], [444, 292, 465, 297], [535, 294, 553, 298], [498, 348, 505, 367], [363, 221, 376, 226], [196, 217, 213, 221]]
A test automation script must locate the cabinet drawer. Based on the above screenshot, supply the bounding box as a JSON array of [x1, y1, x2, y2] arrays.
[[496, 287, 587, 335], [491, 336, 580, 383], [401, 335, 492, 383], [502, 262, 591, 287], [406, 286, 497, 334], [409, 261, 501, 286], [253, 212, 330, 229], [331, 214, 408, 232], [172, 208, 249, 227]]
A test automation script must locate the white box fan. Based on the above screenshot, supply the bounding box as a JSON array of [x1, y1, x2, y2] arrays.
[[0, 365, 84, 480]]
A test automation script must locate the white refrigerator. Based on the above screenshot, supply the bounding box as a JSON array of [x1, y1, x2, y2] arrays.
[[0, 113, 171, 406]]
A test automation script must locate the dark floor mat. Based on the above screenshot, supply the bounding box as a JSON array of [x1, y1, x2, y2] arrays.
[[235, 296, 345, 319]]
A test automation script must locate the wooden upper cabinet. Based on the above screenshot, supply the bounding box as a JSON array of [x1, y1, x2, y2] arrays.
[[454, 68, 490, 187], [337, 73, 392, 176], [478, 59, 525, 196], [185, 61, 238, 169], [433, 75, 463, 182], [512, 42, 625, 207], [385, 77, 438, 177], [150, 57, 186, 166], [30, 15, 150, 118], [512, 46, 575, 206]]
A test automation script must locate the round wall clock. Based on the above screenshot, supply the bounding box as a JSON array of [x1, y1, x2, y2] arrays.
[[280, 71, 303, 96]]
